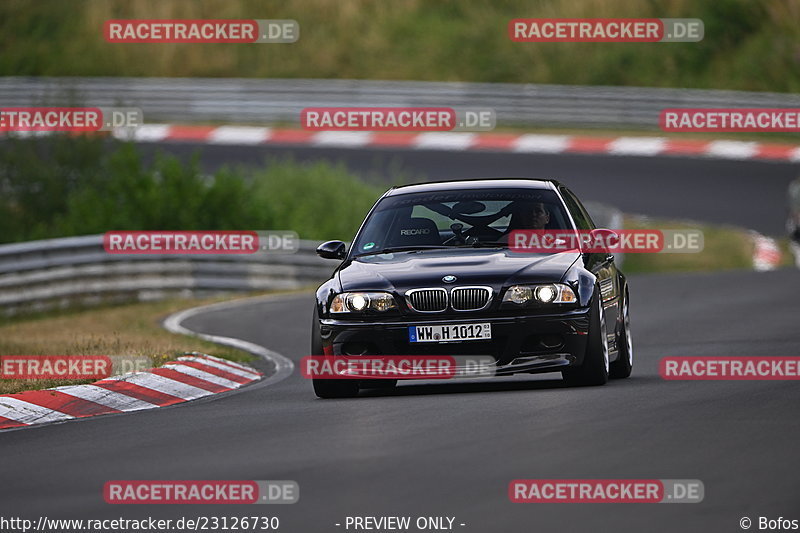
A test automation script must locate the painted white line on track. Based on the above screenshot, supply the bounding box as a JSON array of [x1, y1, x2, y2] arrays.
[[209, 126, 271, 145], [0, 294, 294, 432], [312, 131, 372, 147], [413, 132, 476, 150], [608, 137, 667, 156], [192, 353, 259, 373], [513, 134, 571, 153], [0, 398, 74, 424], [176, 356, 261, 379], [54, 384, 157, 412], [102, 372, 212, 401], [121, 124, 171, 142], [163, 362, 243, 389], [163, 296, 295, 388], [705, 141, 759, 159]]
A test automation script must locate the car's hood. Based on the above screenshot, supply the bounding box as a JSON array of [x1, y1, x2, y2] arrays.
[[338, 248, 579, 292]]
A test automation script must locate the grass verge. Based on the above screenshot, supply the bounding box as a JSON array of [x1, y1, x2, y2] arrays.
[[0, 296, 263, 395], [0, 136, 385, 244], [621, 215, 794, 273], [1, 0, 798, 92]]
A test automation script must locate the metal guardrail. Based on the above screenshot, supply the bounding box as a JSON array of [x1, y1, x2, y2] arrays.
[[0, 205, 621, 315], [2, 77, 799, 129], [0, 235, 334, 315]]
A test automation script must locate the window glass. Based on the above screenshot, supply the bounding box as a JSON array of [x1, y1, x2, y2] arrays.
[[352, 188, 571, 255], [560, 187, 595, 230]]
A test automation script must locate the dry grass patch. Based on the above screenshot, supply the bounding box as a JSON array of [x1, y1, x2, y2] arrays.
[[621, 216, 793, 273], [0, 296, 260, 395]]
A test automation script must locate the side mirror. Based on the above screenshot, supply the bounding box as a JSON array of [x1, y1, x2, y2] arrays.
[[316, 240, 347, 260], [585, 228, 619, 255]]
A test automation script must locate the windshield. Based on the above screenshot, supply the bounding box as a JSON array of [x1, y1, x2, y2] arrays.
[[352, 187, 572, 256]]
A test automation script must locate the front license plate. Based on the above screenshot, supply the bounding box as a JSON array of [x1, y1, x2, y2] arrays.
[[408, 323, 492, 343]]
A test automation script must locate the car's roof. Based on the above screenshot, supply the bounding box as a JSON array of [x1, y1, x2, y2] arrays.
[[384, 178, 561, 197]]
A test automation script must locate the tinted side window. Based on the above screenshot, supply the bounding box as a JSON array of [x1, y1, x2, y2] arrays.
[[560, 187, 595, 230]]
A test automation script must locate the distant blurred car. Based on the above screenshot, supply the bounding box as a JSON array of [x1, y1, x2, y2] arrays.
[[788, 178, 800, 268]]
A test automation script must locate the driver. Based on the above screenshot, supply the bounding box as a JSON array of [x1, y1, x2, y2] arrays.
[[513, 201, 551, 230], [497, 201, 551, 244]]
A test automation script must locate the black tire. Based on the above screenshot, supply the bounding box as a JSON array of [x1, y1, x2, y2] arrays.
[[609, 286, 633, 379], [562, 288, 609, 387], [311, 307, 359, 399]]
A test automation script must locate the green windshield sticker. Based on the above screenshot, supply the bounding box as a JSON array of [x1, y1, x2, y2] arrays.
[[363, 242, 375, 250]]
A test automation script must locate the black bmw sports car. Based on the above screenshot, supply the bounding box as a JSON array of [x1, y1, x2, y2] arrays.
[[312, 179, 633, 398]]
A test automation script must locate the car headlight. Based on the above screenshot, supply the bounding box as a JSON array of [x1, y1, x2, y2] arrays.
[[330, 292, 398, 313], [502, 284, 577, 305]]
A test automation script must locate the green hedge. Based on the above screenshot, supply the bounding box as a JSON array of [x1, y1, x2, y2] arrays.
[[0, 135, 382, 243], [0, 0, 797, 91]]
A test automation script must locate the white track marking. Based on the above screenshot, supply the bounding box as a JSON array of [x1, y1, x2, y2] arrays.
[[176, 356, 261, 380], [311, 131, 372, 147], [512, 134, 570, 153], [54, 384, 157, 412], [122, 124, 171, 142], [705, 141, 758, 159], [413, 132, 476, 150], [1, 294, 293, 432], [209, 126, 271, 145], [163, 296, 294, 388], [0, 398, 74, 424], [608, 137, 667, 156], [102, 373, 212, 401], [163, 363, 242, 389], [189, 353, 259, 373]]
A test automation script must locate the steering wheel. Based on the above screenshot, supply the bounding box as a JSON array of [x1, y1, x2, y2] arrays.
[[442, 223, 469, 245]]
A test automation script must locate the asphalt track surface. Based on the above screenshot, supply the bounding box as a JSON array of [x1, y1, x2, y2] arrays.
[[0, 145, 799, 533], [1, 269, 799, 532], [134, 142, 800, 235]]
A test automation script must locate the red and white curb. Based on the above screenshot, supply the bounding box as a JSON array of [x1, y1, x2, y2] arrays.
[[107, 125, 800, 162], [751, 232, 784, 271], [0, 353, 262, 430]]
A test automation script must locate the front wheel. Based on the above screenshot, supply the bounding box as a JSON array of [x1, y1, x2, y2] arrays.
[[311, 306, 359, 399], [562, 288, 609, 387], [610, 286, 633, 379]]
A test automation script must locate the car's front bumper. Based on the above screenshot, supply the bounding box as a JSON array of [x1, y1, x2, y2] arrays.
[[318, 308, 591, 378]]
